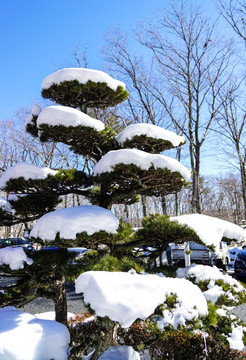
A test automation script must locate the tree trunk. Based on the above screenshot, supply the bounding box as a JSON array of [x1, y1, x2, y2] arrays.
[[54, 269, 68, 327], [161, 196, 167, 215], [91, 319, 118, 360], [191, 170, 201, 213], [175, 193, 179, 216], [99, 181, 110, 209], [142, 195, 147, 217]]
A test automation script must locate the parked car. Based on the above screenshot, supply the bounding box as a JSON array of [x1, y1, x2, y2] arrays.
[[0, 237, 35, 253], [172, 241, 230, 270], [38, 246, 88, 264], [234, 249, 246, 277]]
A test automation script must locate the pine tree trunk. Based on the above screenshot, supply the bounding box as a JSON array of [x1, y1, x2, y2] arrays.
[[99, 181, 110, 209], [54, 268, 68, 327], [91, 319, 118, 360]]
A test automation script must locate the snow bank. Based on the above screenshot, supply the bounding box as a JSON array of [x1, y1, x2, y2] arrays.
[[93, 149, 191, 179], [0, 196, 11, 212], [30, 205, 119, 240], [98, 346, 140, 360], [171, 214, 246, 250], [0, 162, 57, 189], [41, 67, 125, 91], [0, 307, 70, 360], [75, 271, 207, 328], [116, 123, 185, 147], [0, 247, 33, 270], [37, 105, 105, 131]]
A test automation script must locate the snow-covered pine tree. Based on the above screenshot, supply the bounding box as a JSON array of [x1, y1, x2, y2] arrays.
[[0, 68, 190, 327]]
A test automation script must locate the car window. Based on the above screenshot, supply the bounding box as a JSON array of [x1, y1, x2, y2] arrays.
[[0, 240, 12, 248]]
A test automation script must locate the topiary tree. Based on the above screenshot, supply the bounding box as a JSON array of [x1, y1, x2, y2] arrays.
[[0, 68, 190, 330]]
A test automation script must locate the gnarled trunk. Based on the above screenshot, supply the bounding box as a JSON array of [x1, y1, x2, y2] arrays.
[[54, 269, 68, 327]]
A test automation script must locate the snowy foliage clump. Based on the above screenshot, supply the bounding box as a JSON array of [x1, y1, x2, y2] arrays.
[[0, 307, 70, 360], [116, 123, 185, 147], [41, 68, 126, 91], [93, 149, 191, 179], [0, 247, 33, 270], [177, 264, 246, 349], [177, 264, 244, 291], [177, 264, 245, 304], [0, 162, 57, 189], [37, 105, 105, 131], [75, 271, 208, 328], [0, 196, 11, 212], [30, 205, 119, 240], [171, 214, 246, 250]]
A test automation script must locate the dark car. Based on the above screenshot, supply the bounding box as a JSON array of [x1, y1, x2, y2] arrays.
[[0, 237, 35, 253], [234, 249, 246, 277]]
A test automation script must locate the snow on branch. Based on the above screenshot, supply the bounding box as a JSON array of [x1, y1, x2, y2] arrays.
[[0, 163, 57, 189], [41, 68, 126, 92], [30, 205, 119, 241], [75, 271, 208, 328], [0, 247, 33, 270], [93, 149, 191, 179], [37, 105, 105, 131], [116, 123, 185, 147], [171, 214, 246, 250]]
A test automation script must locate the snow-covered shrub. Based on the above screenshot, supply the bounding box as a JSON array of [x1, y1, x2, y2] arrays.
[[149, 330, 246, 360], [177, 264, 246, 307], [177, 264, 246, 348]]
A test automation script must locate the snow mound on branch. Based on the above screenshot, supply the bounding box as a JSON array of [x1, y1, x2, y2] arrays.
[[0, 196, 12, 212], [41, 67, 126, 91], [30, 205, 119, 240], [98, 346, 140, 360], [37, 105, 105, 131], [0, 247, 33, 270], [31, 104, 42, 116], [0, 162, 57, 189], [116, 123, 185, 147], [171, 214, 246, 250], [75, 271, 208, 328], [0, 307, 70, 360], [93, 149, 191, 179]]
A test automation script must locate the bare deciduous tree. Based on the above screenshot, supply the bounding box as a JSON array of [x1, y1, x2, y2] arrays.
[[219, 0, 246, 43], [137, 1, 236, 213], [215, 79, 246, 219]]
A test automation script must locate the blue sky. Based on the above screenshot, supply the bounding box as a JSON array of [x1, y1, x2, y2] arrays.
[[0, 0, 167, 120]]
